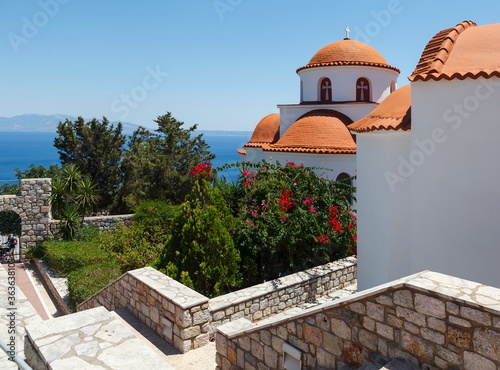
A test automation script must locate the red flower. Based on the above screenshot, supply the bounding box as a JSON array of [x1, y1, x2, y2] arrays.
[[316, 234, 330, 244], [190, 162, 212, 177], [329, 217, 342, 234], [279, 189, 295, 212]]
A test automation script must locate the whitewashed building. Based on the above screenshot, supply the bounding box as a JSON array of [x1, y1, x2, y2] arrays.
[[350, 21, 500, 290]]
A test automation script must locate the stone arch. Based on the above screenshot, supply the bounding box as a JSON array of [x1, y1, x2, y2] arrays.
[[0, 178, 52, 249]]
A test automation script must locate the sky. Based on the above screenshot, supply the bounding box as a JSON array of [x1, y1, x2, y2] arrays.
[[0, 0, 499, 131]]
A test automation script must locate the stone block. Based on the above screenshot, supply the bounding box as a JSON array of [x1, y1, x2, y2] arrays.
[[393, 289, 413, 308], [376, 322, 394, 340], [449, 315, 471, 328], [251, 340, 264, 361], [238, 336, 251, 351], [303, 324, 323, 346], [363, 316, 375, 331], [194, 333, 209, 348], [447, 326, 471, 349], [366, 302, 384, 321], [348, 302, 366, 315], [264, 345, 278, 368], [463, 351, 496, 370], [420, 327, 444, 345], [343, 341, 369, 368], [461, 307, 492, 326], [414, 293, 445, 318], [193, 309, 210, 325], [322, 332, 343, 356], [401, 331, 433, 362], [436, 346, 461, 365], [387, 314, 403, 328], [317, 348, 336, 368], [272, 335, 284, 353], [358, 329, 377, 351], [181, 326, 200, 340], [375, 294, 393, 306], [260, 330, 271, 346], [396, 306, 426, 327], [331, 318, 351, 340], [427, 317, 446, 333], [473, 327, 500, 362]]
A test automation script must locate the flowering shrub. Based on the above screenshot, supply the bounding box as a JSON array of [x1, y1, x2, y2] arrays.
[[226, 161, 356, 284]]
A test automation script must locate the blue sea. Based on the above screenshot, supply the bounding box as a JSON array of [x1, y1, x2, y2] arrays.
[[0, 131, 251, 184]]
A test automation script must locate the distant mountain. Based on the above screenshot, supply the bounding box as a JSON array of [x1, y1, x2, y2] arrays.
[[0, 114, 141, 134]]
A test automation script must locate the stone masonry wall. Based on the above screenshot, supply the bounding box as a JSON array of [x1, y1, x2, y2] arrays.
[[0, 178, 52, 249], [49, 214, 134, 234], [78, 258, 357, 353], [209, 258, 356, 334], [78, 267, 210, 353], [215, 271, 500, 369]]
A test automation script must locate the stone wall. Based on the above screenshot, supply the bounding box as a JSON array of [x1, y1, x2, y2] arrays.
[[78, 258, 357, 353], [78, 267, 210, 353], [209, 258, 356, 333], [49, 214, 134, 234], [0, 178, 51, 248], [215, 271, 500, 369]]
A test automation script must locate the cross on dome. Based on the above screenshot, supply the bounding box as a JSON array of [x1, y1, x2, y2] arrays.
[[344, 26, 350, 40]]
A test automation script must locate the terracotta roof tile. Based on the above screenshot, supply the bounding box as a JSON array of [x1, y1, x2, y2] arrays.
[[408, 21, 500, 81], [263, 110, 356, 154], [237, 149, 246, 155], [243, 113, 280, 148], [348, 84, 411, 133], [297, 39, 400, 73]]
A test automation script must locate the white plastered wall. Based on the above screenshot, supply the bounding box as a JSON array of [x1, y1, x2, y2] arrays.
[[356, 131, 411, 291], [410, 77, 500, 287]]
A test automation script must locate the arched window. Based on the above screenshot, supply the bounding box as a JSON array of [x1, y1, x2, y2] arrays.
[[320, 78, 332, 102], [356, 78, 370, 102], [336, 173, 353, 204], [390, 80, 396, 93]]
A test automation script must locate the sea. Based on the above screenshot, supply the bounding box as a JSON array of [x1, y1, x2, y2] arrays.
[[0, 131, 252, 185]]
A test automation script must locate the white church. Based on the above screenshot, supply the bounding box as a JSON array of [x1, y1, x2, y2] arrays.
[[240, 20, 500, 291]]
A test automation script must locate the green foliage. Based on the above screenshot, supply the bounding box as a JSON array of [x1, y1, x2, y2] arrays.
[[15, 164, 61, 180], [67, 260, 122, 309], [41, 240, 110, 274], [221, 162, 357, 284], [54, 116, 125, 210], [155, 169, 241, 297], [75, 225, 100, 242], [117, 113, 215, 210], [0, 183, 19, 195], [132, 200, 179, 244], [0, 210, 21, 236]]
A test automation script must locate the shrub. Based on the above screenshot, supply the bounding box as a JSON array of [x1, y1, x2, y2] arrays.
[[75, 225, 100, 242], [41, 240, 110, 274], [67, 260, 122, 309]]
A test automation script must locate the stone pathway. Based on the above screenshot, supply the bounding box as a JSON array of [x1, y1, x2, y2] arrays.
[[0, 261, 41, 369]]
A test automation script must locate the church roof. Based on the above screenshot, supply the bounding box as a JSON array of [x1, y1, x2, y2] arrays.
[[348, 84, 411, 133], [263, 110, 356, 154], [297, 39, 400, 73], [410, 21, 500, 81], [244, 113, 280, 148]]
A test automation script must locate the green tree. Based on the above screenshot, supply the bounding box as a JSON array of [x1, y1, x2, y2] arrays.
[[117, 113, 215, 210], [155, 164, 241, 297], [54, 116, 125, 210]]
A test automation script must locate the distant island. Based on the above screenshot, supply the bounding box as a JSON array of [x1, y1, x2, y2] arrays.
[[0, 114, 252, 136]]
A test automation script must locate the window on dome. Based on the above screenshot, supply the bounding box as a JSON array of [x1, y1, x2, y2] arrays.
[[356, 78, 370, 102], [320, 78, 332, 103]]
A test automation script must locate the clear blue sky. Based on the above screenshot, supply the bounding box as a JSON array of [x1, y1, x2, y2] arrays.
[[1, 0, 499, 131]]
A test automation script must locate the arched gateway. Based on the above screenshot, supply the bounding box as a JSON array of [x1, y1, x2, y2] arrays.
[[0, 178, 51, 249]]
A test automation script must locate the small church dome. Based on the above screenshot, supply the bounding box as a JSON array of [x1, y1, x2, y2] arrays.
[[297, 39, 399, 73], [264, 110, 356, 154], [244, 113, 280, 147]]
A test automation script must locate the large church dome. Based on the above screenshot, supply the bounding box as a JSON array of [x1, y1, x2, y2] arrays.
[[297, 39, 399, 73]]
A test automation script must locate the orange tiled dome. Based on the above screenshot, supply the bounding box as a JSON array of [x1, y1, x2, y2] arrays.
[[244, 113, 280, 148], [264, 110, 356, 154], [297, 39, 399, 73]]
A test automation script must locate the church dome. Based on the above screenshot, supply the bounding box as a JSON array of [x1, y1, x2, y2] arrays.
[[297, 39, 399, 73], [244, 113, 280, 147], [264, 110, 356, 154]]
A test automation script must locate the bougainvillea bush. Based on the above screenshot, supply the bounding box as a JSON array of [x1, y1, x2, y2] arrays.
[[220, 161, 357, 286]]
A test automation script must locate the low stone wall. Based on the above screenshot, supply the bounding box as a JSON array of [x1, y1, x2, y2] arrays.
[[78, 267, 210, 353], [215, 270, 500, 369], [209, 257, 356, 333], [78, 258, 357, 353], [49, 214, 133, 234], [32, 259, 71, 315]]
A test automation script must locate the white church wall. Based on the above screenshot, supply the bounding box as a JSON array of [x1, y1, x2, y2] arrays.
[[298, 66, 398, 103], [410, 77, 500, 287], [356, 131, 411, 291]]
